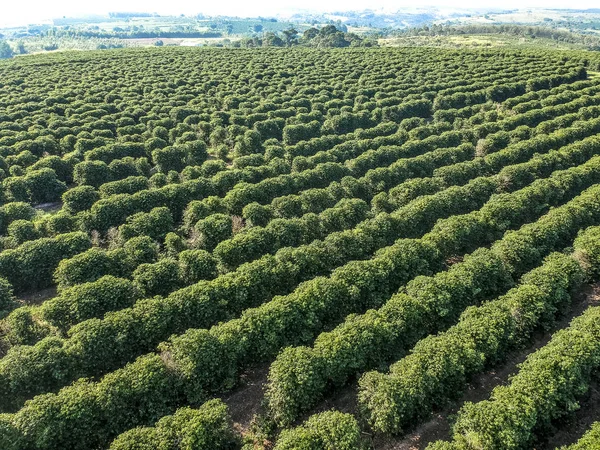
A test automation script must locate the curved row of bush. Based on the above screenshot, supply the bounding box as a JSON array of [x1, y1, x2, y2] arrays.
[[211, 142, 471, 264], [0, 64, 592, 288], [0, 232, 90, 293], [5, 86, 597, 260], [107, 399, 239, 450], [1, 197, 369, 346], [2, 247, 221, 344], [357, 240, 593, 434], [4, 109, 586, 347], [502, 77, 598, 109], [82, 82, 598, 235], [0, 52, 573, 149], [379, 111, 599, 210], [79, 63, 570, 189], [37, 75, 592, 260], [5, 123, 600, 412], [283, 68, 587, 160], [0, 104, 465, 249], [245, 90, 600, 222], [434, 77, 597, 128], [273, 224, 600, 448], [0, 176, 480, 407], [211, 196, 371, 269], [65, 72, 512, 227], [1, 49, 556, 218], [141, 163, 600, 418], [251, 97, 600, 222], [7, 163, 594, 450], [0, 135, 563, 410], [0, 49, 573, 146], [265, 168, 600, 426], [185, 93, 600, 241], [428, 304, 600, 449], [2, 95, 591, 258]]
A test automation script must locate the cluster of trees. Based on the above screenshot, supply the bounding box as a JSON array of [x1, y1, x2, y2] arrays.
[[237, 25, 378, 48]]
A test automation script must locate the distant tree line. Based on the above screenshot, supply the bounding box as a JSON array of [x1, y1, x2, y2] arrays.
[[108, 12, 155, 19], [44, 29, 223, 39], [397, 24, 600, 50]]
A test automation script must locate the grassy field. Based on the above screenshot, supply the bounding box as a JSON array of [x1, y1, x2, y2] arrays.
[[380, 33, 589, 50]]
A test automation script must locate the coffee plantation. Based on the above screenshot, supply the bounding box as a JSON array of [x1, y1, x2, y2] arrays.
[[1, 46, 600, 449]]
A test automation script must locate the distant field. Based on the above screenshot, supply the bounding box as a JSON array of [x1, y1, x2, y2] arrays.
[[124, 37, 242, 46], [380, 33, 587, 49]]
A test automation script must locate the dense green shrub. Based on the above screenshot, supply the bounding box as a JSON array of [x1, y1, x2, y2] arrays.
[[178, 250, 218, 284], [73, 160, 111, 187], [54, 236, 159, 288], [0, 202, 36, 234], [0, 232, 90, 292], [2, 306, 49, 346], [109, 400, 239, 450], [62, 185, 100, 213], [36, 211, 79, 235], [3, 168, 67, 204], [574, 225, 600, 278], [274, 411, 362, 450], [0, 277, 16, 319], [118, 207, 174, 242], [133, 258, 182, 297], [7, 220, 40, 244], [195, 213, 232, 251], [40, 276, 139, 333]]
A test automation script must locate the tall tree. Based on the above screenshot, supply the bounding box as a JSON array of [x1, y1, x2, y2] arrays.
[[282, 28, 298, 46], [0, 40, 13, 59]]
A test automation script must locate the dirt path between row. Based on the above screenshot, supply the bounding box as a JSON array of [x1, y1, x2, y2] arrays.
[[219, 283, 600, 449], [373, 283, 600, 450]]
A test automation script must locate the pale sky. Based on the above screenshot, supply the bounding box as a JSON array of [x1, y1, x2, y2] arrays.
[[1, 0, 599, 28]]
